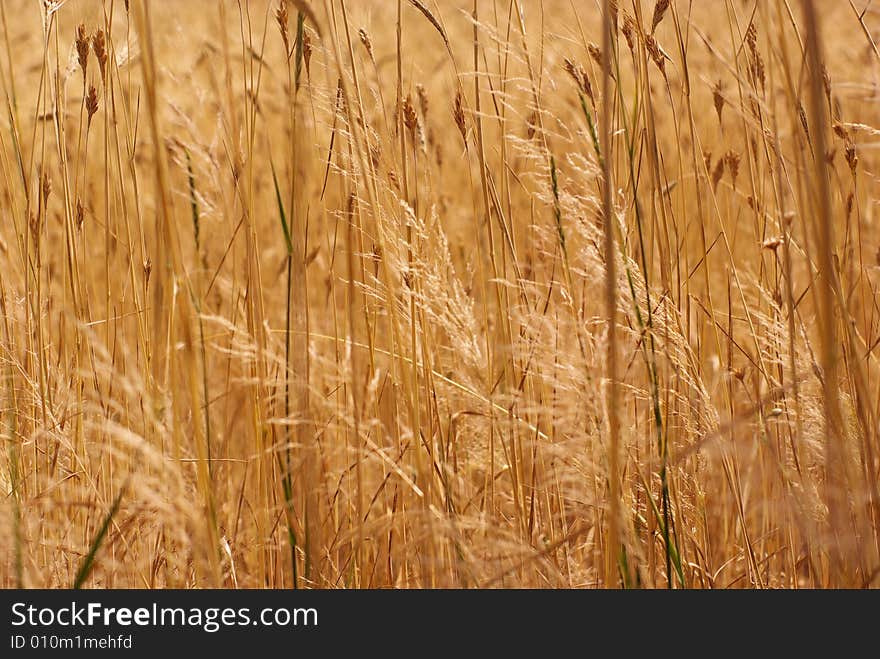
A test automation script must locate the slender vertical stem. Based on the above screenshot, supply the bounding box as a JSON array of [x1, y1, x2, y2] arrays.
[[601, 0, 620, 588], [801, 0, 850, 585]]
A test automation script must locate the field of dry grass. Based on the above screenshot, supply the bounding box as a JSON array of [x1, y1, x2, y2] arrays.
[[1, 0, 879, 588]]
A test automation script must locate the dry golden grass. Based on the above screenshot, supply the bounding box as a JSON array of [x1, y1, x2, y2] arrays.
[[1, 0, 879, 588]]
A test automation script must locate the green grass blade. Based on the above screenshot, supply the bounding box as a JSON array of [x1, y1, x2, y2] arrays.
[[270, 158, 293, 255], [73, 484, 126, 589]]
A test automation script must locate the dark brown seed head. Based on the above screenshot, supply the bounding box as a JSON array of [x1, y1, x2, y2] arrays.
[[712, 81, 725, 124], [822, 65, 832, 102], [92, 29, 107, 83], [563, 57, 578, 81], [75, 24, 89, 80], [646, 35, 666, 73], [275, 0, 290, 55], [453, 91, 466, 142], [622, 13, 636, 53], [41, 170, 52, 203], [651, 0, 670, 34], [724, 150, 741, 184], [563, 58, 594, 104], [845, 142, 858, 175], [751, 50, 765, 92], [28, 212, 39, 246], [526, 110, 538, 141], [798, 103, 810, 142], [711, 158, 725, 190], [86, 85, 99, 122], [358, 28, 374, 62], [403, 94, 418, 137], [745, 23, 758, 55]]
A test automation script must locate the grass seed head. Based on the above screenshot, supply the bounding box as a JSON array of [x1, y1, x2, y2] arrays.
[[276, 0, 290, 56], [622, 13, 636, 53], [745, 22, 758, 54], [453, 90, 466, 142], [712, 80, 725, 123], [303, 29, 312, 76], [724, 150, 740, 184], [652, 0, 670, 34], [86, 85, 99, 123], [75, 24, 89, 81], [416, 83, 428, 119], [646, 35, 666, 73], [358, 28, 374, 62], [403, 94, 419, 142], [845, 142, 858, 175], [588, 43, 602, 68], [92, 29, 107, 84]]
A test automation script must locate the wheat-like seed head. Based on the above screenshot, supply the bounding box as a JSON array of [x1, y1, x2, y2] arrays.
[[86, 84, 99, 123], [453, 91, 466, 143], [652, 0, 670, 34], [276, 0, 290, 56], [92, 29, 107, 84], [75, 23, 89, 82]]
